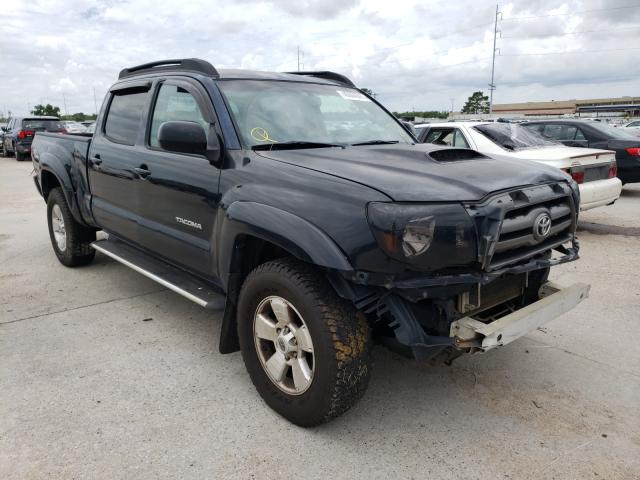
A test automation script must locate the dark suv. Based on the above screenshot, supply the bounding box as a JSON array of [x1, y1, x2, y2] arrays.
[[30, 59, 589, 425], [2, 116, 65, 160]]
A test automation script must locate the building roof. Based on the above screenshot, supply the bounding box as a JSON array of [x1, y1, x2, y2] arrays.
[[493, 96, 640, 115]]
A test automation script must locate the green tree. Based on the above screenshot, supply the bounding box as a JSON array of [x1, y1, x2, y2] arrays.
[[31, 104, 61, 117], [461, 91, 489, 114]]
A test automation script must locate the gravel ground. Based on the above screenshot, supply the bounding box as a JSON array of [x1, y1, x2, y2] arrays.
[[1, 155, 639, 479]]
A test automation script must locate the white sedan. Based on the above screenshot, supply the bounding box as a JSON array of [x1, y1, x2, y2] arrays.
[[622, 120, 640, 136], [416, 122, 622, 211]]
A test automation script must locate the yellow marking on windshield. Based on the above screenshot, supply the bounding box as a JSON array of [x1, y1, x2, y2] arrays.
[[251, 127, 278, 143]]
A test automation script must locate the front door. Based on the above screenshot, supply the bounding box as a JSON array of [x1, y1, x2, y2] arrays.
[[134, 79, 221, 277]]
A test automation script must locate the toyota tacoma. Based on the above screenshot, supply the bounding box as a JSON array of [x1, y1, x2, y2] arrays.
[[30, 58, 589, 426]]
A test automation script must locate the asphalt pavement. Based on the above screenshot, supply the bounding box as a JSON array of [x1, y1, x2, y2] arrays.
[[1, 155, 639, 479]]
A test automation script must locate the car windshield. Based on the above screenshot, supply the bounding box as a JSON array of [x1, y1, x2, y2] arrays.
[[474, 123, 558, 150], [22, 119, 64, 131], [588, 122, 640, 140], [217, 80, 413, 148]]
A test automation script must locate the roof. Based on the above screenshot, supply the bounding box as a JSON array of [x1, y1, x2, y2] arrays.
[[523, 119, 599, 125], [216, 69, 348, 86], [116, 58, 354, 87], [16, 116, 60, 120], [493, 96, 640, 115], [415, 122, 489, 128]]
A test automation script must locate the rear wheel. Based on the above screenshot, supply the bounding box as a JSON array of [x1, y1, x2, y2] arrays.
[[47, 187, 96, 267], [15, 150, 25, 161], [238, 258, 372, 426]]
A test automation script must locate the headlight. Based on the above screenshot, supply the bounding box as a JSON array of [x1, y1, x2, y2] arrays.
[[367, 202, 477, 271]]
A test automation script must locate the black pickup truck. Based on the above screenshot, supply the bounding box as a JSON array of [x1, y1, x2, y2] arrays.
[[31, 58, 589, 426]]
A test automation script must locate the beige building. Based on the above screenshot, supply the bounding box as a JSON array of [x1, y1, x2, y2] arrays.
[[492, 96, 640, 116]]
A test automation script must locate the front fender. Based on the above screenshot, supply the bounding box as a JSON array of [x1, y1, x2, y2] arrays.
[[219, 201, 353, 284]]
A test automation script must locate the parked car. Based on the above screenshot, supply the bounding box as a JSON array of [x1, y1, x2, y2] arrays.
[[3, 116, 65, 160], [621, 119, 640, 137], [523, 119, 640, 185], [31, 58, 588, 426], [0, 123, 6, 155], [84, 122, 96, 134], [417, 122, 622, 210], [62, 121, 87, 133]]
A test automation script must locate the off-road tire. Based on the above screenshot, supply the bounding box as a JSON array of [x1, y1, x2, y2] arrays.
[[238, 258, 372, 426], [47, 187, 96, 267]]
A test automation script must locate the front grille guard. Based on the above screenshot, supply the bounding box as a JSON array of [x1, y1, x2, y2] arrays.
[[465, 182, 577, 271]]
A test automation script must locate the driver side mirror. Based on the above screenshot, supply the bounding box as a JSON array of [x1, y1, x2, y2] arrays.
[[158, 121, 222, 166]]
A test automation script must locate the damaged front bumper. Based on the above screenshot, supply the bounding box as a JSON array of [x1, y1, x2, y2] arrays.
[[450, 281, 590, 352]]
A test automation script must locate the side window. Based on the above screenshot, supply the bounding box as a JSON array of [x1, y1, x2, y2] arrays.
[[104, 90, 149, 145], [543, 124, 563, 140], [426, 128, 454, 146], [150, 84, 208, 148], [575, 128, 586, 140], [562, 126, 577, 140], [453, 129, 470, 148]]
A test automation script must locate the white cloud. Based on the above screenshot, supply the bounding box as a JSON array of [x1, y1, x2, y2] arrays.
[[0, 0, 638, 117]]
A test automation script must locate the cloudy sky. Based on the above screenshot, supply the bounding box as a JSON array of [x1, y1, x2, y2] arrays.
[[1, 0, 639, 117]]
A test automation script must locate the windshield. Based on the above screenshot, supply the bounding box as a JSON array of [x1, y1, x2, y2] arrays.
[[217, 80, 413, 148], [588, 122, 640, 140], [474, 123, 558, 150], [22, 119, 64, 131]]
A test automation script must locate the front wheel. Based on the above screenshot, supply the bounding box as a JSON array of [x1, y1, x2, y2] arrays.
[[47, 187, 96, 267], [238, 258, 372, 426]]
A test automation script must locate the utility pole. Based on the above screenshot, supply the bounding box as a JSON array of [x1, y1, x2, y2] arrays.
[[62, 93, 68, 116], [297, 46, 301, 72], [489, 4, 501, 113], [450, 97, 455, 113]]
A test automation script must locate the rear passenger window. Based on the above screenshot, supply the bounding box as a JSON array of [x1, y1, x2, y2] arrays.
[[543, 125, 563, 139], [104, 90, 148, 145], [149, 84, 208, 148]]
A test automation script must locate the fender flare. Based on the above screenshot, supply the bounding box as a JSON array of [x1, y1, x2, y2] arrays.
[[216, 201, 354, 354], [38, 153, 85, 225], [219, 201, 353, 283]]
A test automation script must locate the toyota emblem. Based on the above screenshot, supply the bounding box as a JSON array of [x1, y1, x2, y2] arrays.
[[533, 212, 552, 240]]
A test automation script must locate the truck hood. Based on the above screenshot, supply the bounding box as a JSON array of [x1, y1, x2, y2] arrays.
[[256, 144, 568, 202]]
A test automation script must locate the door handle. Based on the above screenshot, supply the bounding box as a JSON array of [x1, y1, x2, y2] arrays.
[[91, 153, 102, 166], [134, 166, 151, 178]]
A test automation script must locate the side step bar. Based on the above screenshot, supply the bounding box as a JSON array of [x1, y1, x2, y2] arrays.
[[91, 238, 225, 310]]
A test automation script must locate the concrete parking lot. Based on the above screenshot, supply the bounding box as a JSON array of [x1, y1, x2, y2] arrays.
[[1, 155, 639, 479]]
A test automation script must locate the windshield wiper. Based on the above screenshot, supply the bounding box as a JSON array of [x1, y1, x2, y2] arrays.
[[252, 141, 344, 151], [351, 140, 400, 146]]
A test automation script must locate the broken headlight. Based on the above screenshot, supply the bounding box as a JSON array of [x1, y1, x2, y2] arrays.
[[367, 202, 477, 270]]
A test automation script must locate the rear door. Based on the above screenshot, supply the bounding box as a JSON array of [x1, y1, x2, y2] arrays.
[[133, 79, 221, 276], [88, 82, 152, 243], [546, 124, 588, 148]]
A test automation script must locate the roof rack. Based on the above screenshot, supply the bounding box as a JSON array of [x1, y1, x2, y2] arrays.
[[118, 58, 219, 80], [285, 71, 356, 88]]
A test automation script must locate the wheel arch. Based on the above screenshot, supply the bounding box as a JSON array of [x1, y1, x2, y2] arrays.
[[38, 156, 86, 226], [217, 201, 354, 354]]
